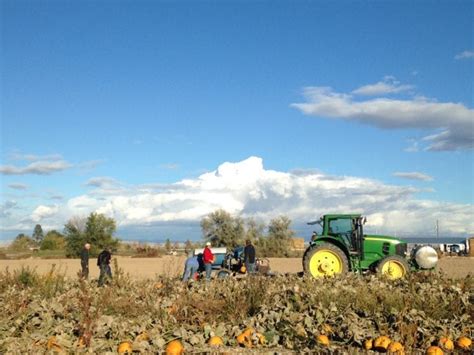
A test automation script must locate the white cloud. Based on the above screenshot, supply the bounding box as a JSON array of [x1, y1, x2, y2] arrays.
[[8, 183, 29, 190], [291, 84, 474, 151], [352, 76, 414, 96], [393, 172, 433, 182], [2, 157, 472, 237], [31, 205, 59, 222], [2, 152, 71, 175], [86, 177, 122, 189], [1, 152, 103, 175], [0, 160, 72, 175], [455, 50, 474, 60], [84, 177, 129, 197]]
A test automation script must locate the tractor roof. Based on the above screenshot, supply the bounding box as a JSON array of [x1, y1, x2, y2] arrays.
[[324, 214, 362, 219]]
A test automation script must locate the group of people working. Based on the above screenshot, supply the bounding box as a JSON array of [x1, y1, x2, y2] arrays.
[[79, 239, 257, 284], [182, 239, 256, 281]]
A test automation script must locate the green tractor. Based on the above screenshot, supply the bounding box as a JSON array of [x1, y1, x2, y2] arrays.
[[303, 214, 438, 279]]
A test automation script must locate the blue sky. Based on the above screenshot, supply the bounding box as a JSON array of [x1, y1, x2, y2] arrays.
[[1, 1, 473, 242]]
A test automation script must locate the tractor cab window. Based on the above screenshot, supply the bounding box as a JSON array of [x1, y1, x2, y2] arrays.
[[328, 218, 353, 235]]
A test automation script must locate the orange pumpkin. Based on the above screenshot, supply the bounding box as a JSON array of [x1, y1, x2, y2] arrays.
[[388, 341, 404, 354], [426, 346, 444, 355], [166, 339, 184, 355], [117, 341, 133, 354], [316, 334, 329, 346], [438, 337, 454, 351], [363, 338, 373, 350], [374, 336, 391, 351], [208, 336, 224, 347], [456, 336, 472, 350]]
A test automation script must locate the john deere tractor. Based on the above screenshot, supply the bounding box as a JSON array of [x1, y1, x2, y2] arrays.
[[303, 214, 438, 279]]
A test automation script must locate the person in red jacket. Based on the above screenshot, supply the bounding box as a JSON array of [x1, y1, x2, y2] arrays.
[[203, 242, 214, 280]]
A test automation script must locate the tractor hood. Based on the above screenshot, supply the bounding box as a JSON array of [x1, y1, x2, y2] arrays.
[[364, 234, 406, 244]]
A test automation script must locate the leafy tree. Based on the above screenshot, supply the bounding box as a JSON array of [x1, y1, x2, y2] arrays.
[[32, 224, 44, 244], [85, 212, 118, 252], [245, 218, 265, 243], [64, 217, 86, 257], [64, 213, 118, 257], [201, 209, 244, 248], [9, 234, 36, 251], [268, 216, 294, 240], [40, 230, 66, 250], [260, 216, 295, 257]]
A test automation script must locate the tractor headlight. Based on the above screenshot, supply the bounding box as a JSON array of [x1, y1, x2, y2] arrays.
[[413, 246, 438, 269]]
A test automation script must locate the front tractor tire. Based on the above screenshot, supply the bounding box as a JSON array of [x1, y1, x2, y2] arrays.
[[303, 243, 349, 278], [377, 255, 410, 280]]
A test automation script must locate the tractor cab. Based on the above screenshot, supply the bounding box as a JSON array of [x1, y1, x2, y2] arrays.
[[308, 214, 365, 257]]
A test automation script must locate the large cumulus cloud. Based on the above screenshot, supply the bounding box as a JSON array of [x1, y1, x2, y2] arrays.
[[2, 157, 473, 237]]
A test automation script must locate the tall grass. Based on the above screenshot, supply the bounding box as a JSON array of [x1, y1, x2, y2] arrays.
[[0, 265, 66, 296]]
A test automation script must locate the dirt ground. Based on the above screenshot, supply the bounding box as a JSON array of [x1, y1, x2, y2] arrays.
[[0, 255, 472, 280]]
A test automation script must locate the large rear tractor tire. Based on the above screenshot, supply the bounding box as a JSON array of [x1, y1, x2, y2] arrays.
[[377, 255, 410, 280], [303, 243, 349, 278]]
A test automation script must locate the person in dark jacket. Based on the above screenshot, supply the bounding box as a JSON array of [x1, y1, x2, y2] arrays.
[[80, 243, 91, 279], [97, 248, 112, 286], [244, 239, 256, 274]]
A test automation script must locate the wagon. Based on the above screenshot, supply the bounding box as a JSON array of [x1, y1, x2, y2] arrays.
[[194, 246, 272, 279]]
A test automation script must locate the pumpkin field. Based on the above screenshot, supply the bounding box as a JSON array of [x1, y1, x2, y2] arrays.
[[1, 259, 473, 354]]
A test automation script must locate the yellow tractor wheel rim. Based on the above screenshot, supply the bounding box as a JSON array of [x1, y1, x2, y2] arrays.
[[309, 250, 343, 277], [381, 260, 406, 279]]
